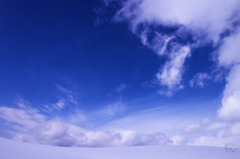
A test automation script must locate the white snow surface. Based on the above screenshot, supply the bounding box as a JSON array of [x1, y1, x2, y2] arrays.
[[0, 137, 238, 159]]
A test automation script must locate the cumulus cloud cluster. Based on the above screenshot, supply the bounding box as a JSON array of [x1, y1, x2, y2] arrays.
[[217, 25, 240, 121], [0, 102, 171, 147], [104, 0, 240, 96], [218, 30, 240, 67], [218, 65, 240, 120], [104, 0, 240, 121]]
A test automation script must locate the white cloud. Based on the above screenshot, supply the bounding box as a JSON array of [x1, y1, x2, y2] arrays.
[[53, 100, 65, 110], [14, 122, 171, 147], [67, 95, 78, 105], [140, 31, 173, 56], [1, 102, 239, 147], [15, 99, 31, 109], [0, 106, 46, 130], [175, 118, 240, 147], [171, 135, 185, 145], [11, 126, 171, 147], [56, 84, 78, 105], [56, 84, 73, 94], [0, 105, 172, 147], [91, 100, 125, 118], [189, 130, 240, 148], [105, 0, 240, 95], [205, 122, 226, 131], [189, 135, 225, 147], [218, 30, 240, 67], [184, 123, 200, 133], [179, 119, 240, 147], [218, 64, 240, 121], [230, 122, 240, 135], [114, 0, 240, 39], [217, 30, 240, 122], [157, 46, 190, 95], [202, 118, 210, 124], [103, 0, 240, 146], [216, 24, 240, 122], [189, 73, 210, 88]]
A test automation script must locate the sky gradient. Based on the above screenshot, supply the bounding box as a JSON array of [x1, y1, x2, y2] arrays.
[[0, 0, 240, 147]]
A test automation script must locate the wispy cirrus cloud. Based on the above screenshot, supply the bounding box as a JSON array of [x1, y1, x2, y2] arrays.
[[15, 99, 31, 109], [116, 84, 127, 93], [0, 102, 46, 131], [52, 99, 66, 110], [157, 46, 190, 96], [42, 84, 80, 112], [189, 73, 211, 88], [205, 122, 227, 131], [91, 100, 125, 119], [56, 84, 78, 105]]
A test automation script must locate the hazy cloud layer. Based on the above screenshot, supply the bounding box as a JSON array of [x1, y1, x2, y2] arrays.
[[1, 99, 240, 147], [0, 103, 171, 147], [182, 119, 240, 147]]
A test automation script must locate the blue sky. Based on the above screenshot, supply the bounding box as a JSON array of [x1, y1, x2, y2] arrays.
[[0, 0, 240, 147]]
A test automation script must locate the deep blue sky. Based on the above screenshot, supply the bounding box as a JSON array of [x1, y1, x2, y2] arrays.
[[0, 0, 159, 108], [0, 0, 222, 110]]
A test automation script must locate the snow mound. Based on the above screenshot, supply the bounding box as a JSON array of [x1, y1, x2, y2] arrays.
[[0, 137, 238, 159]]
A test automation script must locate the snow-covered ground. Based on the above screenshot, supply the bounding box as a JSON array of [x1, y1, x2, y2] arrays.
[[0, 137, 238, 159]]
